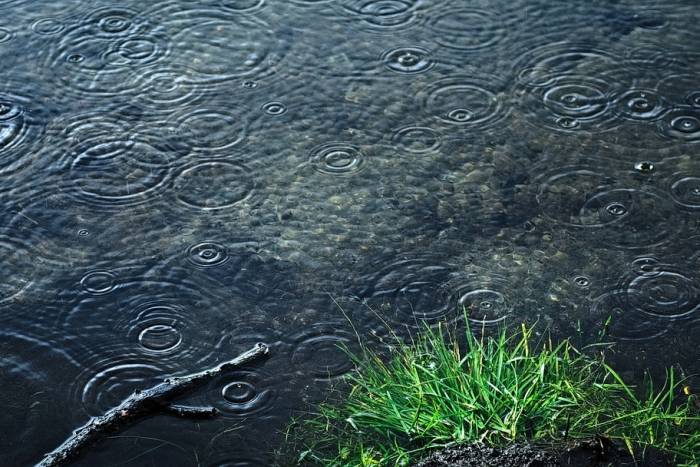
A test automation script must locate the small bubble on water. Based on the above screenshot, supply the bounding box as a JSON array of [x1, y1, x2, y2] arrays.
[[448, 108, 473, 122], [606, 202, 627, 216], [672, 116, 700, 133], [573, 276, 590, 288], [688, 92, 700, 108], [556, 117, 580, 129], [78, 229, 90, 237], [634, 161, 654, 174], [67, 53, 85, 63]]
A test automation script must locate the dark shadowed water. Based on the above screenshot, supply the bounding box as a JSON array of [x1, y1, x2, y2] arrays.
[[1, 0, 700, 465]]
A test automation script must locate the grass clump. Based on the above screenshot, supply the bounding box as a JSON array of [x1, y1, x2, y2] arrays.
[[291, 323, 700, 466]]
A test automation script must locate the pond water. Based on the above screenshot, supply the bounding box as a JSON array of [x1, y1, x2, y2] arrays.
[[1, 0, 700, 465]]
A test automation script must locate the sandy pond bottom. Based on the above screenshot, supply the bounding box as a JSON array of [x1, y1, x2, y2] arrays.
[[1, 0, 700, 465]]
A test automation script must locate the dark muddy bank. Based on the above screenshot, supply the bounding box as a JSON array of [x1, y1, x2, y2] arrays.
[[414, 438, 672, 467]]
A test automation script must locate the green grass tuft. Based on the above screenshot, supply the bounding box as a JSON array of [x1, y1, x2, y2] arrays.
[[289, 321, 700, 466]]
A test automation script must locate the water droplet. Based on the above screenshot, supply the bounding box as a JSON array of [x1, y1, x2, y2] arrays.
[[673, 116, 700, 133], [67, 54, 85, 63], [556, 116, 580, 129], [634, 161, 654, 174], [605, 202, 627, 216], [687, 92, 700, 108], [381, 46, 434, 74], [573, 276, 590, 288], [222, 381, 256, 403]]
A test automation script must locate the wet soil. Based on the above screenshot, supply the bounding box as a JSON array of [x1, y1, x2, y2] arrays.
[[414, 437, 673, 467]]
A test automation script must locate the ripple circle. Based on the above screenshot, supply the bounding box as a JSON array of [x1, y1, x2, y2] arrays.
[[187, 242, 229, 268], [342, 0, 422, 32], [428, 8, 504, 50], [420, 75, 508, 129], [171, 107, 247, 155], [173, 161, 255, 211], [671, 177, 700, 209], [67, 138, 174, 208], [658, 108, 700, 142], [0, 28, 12, 43], [392, 126, 441, 153], [615, 89, 667, 121], [80, 270, 117, 295], [138, 325, 182, 353], [381, 46, 434, 74], [201, 368, 275, 419], [261, 101, 287, 115], [290, 323, 355, 379], [309, 142, 366, 176], [32, 18, 64, 35], [447, 276, 513, 325], [626, 270, 700, 319], [536, 169, 678, 249]]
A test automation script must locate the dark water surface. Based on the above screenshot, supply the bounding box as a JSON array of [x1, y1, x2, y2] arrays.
[[1, 0, 700, 465]]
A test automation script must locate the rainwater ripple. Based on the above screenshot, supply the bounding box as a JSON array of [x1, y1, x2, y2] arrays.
[[339, 0, 425, 33], [187, 241, 230, 268], [2, 1, 700, 464], [658, 108, 700, 142], [380, 46, 434, 74], [173, 161, 256, 211], [427, 7, 505, 51], [288, 322, 357, 380], [536, 167, 680, 249], [309, 142, 366, 176], [0, 332, 80, 466], [419, 74, 509, 130], [170, 106, 248, 155], [204, 368, 275, 418], [392, 126, 442, 153]]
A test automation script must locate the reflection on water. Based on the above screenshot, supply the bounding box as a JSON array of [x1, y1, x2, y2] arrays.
[[1, 0, 700, 464]]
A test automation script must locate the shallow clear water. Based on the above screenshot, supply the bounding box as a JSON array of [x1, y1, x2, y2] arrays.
[[1, 0, 700, 465]]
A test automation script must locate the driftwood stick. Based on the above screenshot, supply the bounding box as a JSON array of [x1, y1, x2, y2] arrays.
[[37, 343, 269, 467], [162, 404, 218, 418]]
